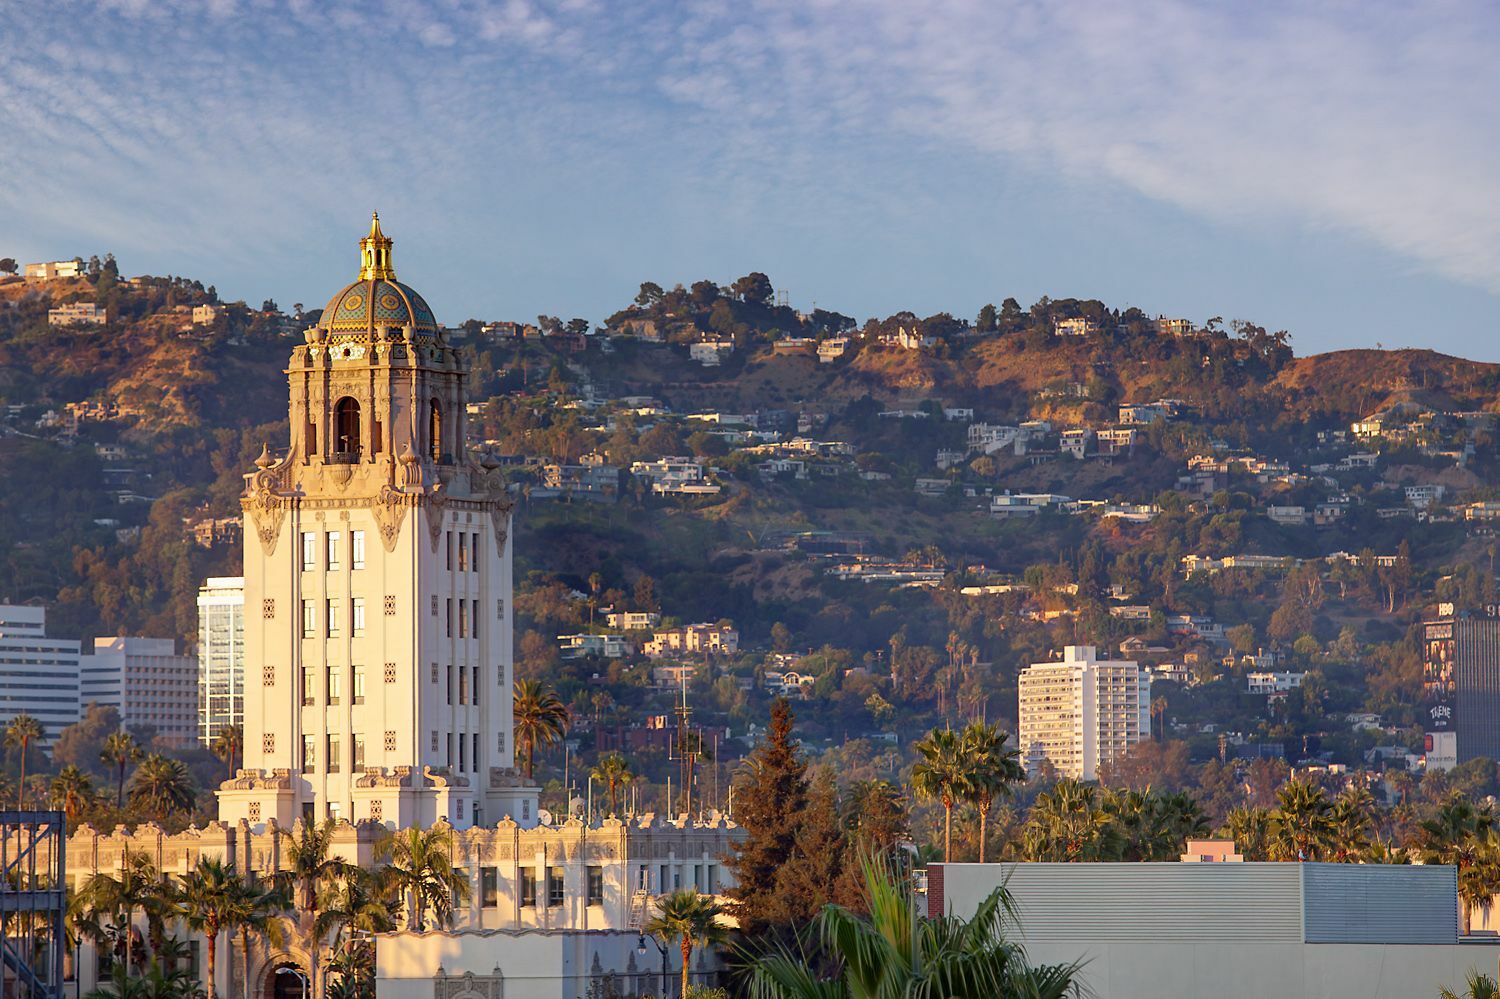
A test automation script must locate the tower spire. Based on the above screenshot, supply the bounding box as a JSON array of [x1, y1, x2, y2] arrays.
[[359, 211, 396, 280]]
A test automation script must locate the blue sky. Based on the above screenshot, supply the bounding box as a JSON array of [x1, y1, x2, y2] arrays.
[[3, 0, 1499, 359]]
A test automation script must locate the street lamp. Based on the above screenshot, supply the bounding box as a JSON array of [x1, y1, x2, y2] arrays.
[[636, 932, 669, 998], [275, 966, 309, 999]]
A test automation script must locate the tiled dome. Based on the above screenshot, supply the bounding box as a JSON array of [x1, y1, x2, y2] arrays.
[[318, 213, 439, 335]]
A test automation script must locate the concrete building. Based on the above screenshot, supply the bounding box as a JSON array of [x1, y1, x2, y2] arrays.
[[1422, 606, 1500, 769], [558, 633, 632, 659], [218, 215, 536, 830], [79, 637, 198, 747], [0, 605, 80, 741], [198, 576, 245, 747], [47, 302, 112, 327], [24, 259, 82, 280], [1018, 645, 1149, 780], [192, 304, 222, 325], [927, 861, 1494, 999], [642, 623, 739, 658]]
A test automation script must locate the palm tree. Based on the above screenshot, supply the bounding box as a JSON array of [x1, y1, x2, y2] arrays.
[[280, 819, 351, 998], [1221, 806, 1272, 861], [211, 724, 243, 782], [5, 713, 44, 809], [128, 755, 196, 822], [101, 731, 142, 809], [591, 753, 633, 816], [1021, 780, 1119, 861], [51, 765, 95, 822], [645, 889, 726, 999], [1419, 794, 1496, 935], [178, 857, 239, 999], [748, 853, 1081, 999], [1327, 785, 1375, 862], [79, 849, 161, 973], [958, 722, 1023, 863], [512, 679, 569, 780], [1268, 779, 1334, 861], [1441, 970, 1500, 999], [227, 877, 289, 999], [376, 826, 470, 931], [911, 727, 968, 862]]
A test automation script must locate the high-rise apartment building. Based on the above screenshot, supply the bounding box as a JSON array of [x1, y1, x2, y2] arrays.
[[1422, 605, 1500, 769], [0, 605, 80, 741], [218, 216, 535, 830], [79, 637, 198, 747], [197, 576, 244, 747], [1018, 645, 1149, 780]]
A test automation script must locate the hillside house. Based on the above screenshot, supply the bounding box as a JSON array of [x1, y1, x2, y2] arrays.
[[558, 634, 632, 659], [1054, 317, 1099, 337], [48, 302, 111, 327], [1247, 671, 1305, 694], [688, 340, 734, 366], [1153, 316, 1194, 337], [24, 260, 83, 280], [817, 338, 850, 362], [603, 611, 659, 631], [643, 623, 739, 658]]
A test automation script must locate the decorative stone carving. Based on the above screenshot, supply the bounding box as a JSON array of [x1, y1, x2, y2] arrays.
[[433, 969, 503, 999], [370, 485, 405, 552]]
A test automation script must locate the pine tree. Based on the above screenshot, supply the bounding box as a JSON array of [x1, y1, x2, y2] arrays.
[[723, 698, 808, 935], [765, 769, 846, 927]]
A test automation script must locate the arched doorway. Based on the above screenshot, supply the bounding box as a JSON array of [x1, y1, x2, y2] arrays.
[[268, 962, 309, 999], [333, 397, 362, 457]]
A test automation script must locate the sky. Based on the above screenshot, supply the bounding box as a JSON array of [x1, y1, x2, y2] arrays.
[[3, 0, 1500, 359]]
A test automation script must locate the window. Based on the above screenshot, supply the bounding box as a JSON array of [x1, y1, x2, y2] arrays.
[[352, 597, 365, 637], [263, 597, 276, 619], [457, 531, 468, 572], [471, 669, 481, 706], [262, 733, 275, 754], [587, 866, 604, 906], [520, 869, 537, 908], [327, 598, 341, 637], [352, 530, 366, 570], [334, 397, 361, 455], [459, 600, 468, 639], [446, 599, 452, 638], [385, 730, 397, 753], [327, 531, 342, 571], [384, 662, 397, 683], [301, 533, 316, 571], [472, 599, 480, 643], [447, 664, 454, 705], [458, 732, 466, 772], [301, 667, 315, 706], [301, 735, 315, 773], [301, 599, 315, 638], [352, 663, 366, 704], [547, 868, 564, 907], [262, 664, 276, 686], [446, 531, 453, 571], [458, 667, 468, 706], [429, 398, 444, 462], [327, 665, 341, 705], [431, 731, 439, 753], [481, 868, 498, 908], [352, 734, 366, 771], [327, 734, 341, 773], [472, 533, 481, 571], [446, 733, 453, 768], [472, 732, 480, 770]]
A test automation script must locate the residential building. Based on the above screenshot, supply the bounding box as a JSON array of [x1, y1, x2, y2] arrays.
[[1053, 317, 1098, 337], [558, 634, 632, 659], [817, 337, 849, 362], [47, 302, 112, 327], [1153, 316, 1195, 337], [630, 457, 719, 495], [763, 670, 816, 698], [1095, 427, 1139, 454], [1247, 671, 1306, 695], [0, 605, 80, 741], [1060, 428, 1094, 459], [197, 575, 244, 747], [1266, 505, 1309, 526], [191, 304, 222, 325], [1018, 645, 1149, 780], [1405, 483, 1446, 509], [688, 339, 734, 365], [24, 260, 83, 280], [189, 515, 243, 548], [643, 623, 739, 658], [1118, 402, 1169, 424], [79, 637, 199, 747], [771, 337, 816, 355], [990, 492, 1074, 518], [603, 611, 660, 631], [217, 215, 536, 830], [539, 461, 621, 499]]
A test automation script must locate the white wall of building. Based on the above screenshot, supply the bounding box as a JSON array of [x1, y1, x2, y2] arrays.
[[0, 605, 80, 740]]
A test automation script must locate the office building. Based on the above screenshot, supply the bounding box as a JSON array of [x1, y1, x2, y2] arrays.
[[1018, 645, 1149, 780], [0, 605, 80, 741], [1422, 605, 1500, 769], [197, 576, 244, 746], [79, 636, 198, 747]]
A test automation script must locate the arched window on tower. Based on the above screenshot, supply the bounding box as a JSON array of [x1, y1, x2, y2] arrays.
[[334, 397, 362, 460], [429, 398, 444, 463]]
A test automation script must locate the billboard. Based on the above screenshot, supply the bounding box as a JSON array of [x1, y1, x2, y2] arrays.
[[1423, 621, 1456, 733]]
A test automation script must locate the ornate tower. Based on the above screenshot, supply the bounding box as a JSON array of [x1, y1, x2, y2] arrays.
[[219, 215, 538, 830]]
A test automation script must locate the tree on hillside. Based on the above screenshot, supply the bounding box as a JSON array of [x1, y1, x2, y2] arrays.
[[724, 699, 809, 935], [635, 282, 665, 308], [0, 258, 16, 274], [976, 303, 998, 333], [731, 272, 774, 307]]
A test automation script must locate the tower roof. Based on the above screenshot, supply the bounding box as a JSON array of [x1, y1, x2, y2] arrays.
[[318, 213, 440, 337]]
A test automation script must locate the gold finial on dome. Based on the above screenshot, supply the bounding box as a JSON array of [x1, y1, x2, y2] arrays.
[[358, 211, 396, 281]]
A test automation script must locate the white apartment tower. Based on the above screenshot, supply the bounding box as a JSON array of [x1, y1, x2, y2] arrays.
[[0, 606, 80, 742], [218, 216, 537, 830], [1018, 645, 1150, 781], [79, 637, 199, 747], [197, 576, 244, 747]]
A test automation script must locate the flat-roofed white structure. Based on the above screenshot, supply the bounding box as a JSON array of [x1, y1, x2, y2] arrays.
[[0, 605, 80, 741], [79, 636, 198, 747], [1018, 645, 1148, 780], [928, 862, 1493, 999]]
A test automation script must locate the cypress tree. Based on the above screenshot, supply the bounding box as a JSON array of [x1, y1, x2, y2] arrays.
[[724, 698, 808, 935], [767, 769, 847, 926]]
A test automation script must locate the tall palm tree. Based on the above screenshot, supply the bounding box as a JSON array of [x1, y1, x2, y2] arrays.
[[228, 877, 289, 999], [376, 826, 470, 931], [1327, 784, 1375, 862], [79, 849, 161, 973], [911, 727, 968, 862], [1420, 793, 1498, 935], [178, 857, 239, 999], [1268, 779, 1334, 861], [279, 819, 351, 999], [211, 724, 243, 782], [5, 713, 44, 809], [51, 765, 95, 822], [590, 752, 633, 816], [101, 731, 143, 809], [128, 755, 196, 822], [1221, 806, 1272, 861], [748, 853, 1081, 999], [1020, 780, 1120, 862], [958, 722, 1023, 863], [512, 679, 569, 780], [645, 889, 726, 999]]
